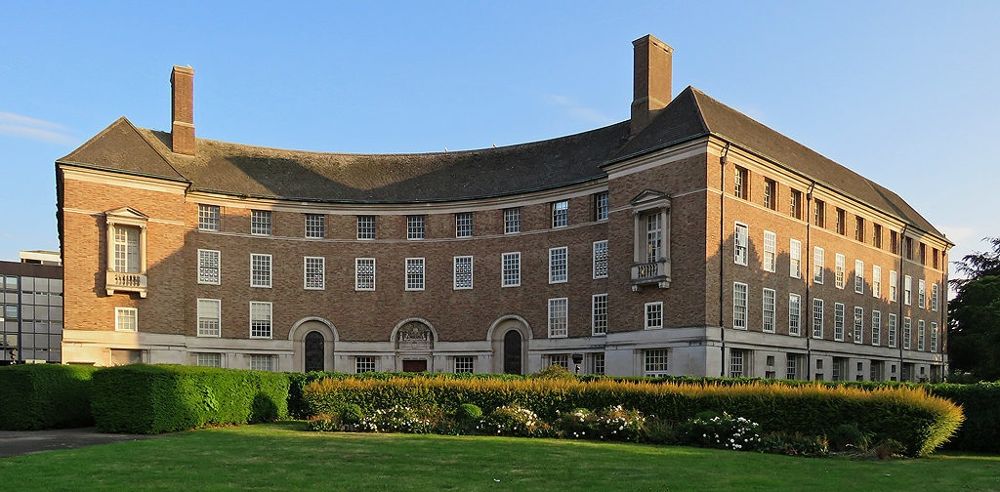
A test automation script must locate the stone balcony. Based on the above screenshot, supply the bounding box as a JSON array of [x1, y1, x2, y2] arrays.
[[106, 271, 148, 298], [631, 259, 670, 291]]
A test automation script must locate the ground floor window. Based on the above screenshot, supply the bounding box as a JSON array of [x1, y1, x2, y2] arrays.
[[785, 354, 803, 380], [729, 349, 748, 378], [547, 353, 569, 370], [196, 352, 222, 368], [644, 349, 669, 376], [589, 353, 605, 375], [249, 354, 276, 371], [831, 357, 848, 381], [454, 356, 475, 373], [356, 356, 377, 373]]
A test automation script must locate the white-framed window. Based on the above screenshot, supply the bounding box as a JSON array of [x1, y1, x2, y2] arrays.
[[197, 299, 221, 337], [871, 310, 882, 346], [592, 240, 608, 279], [551, 200, 569, 228], [355, 356, 377, 373], [196, 352, 222, 368], [918, 279, 926, 309], [197, 249, 221, 285], [644, 302, 663, 330], [548, 247, 568, 283], [405, 258, 425, 291], [304, 256, 325, 290], [888, 313, 898, 348], [789, 239, 802, 278], [835, 254, 846, 289], [112, 225, 141, 273], [931, 283, 940, 312], [453, 256, 474, 290], [642, 211, 663, 262], [788, 293, 802, 336], [357, 215, 376, 240], [305, 214, 325, 239], [454, 356, 475, 374], [872, 265, 882, 298], [853, 306, 864, 344], [733, 282, 748, 330], [548, 298, 568, 338], [250, 254, 272, 288], [407, 215, 425, 240], [455, 212, 474, 238], [249, 301, 272, 339], [734, 223, 749, 266], [592, 294, 608, 335], [548, 354, 570, 369], [503, 208, 521, 234], [813, 247, 825, 284], [851, 259, 863, 294], [249, 354, 276, 372], [904, 275, 912, 305], [834, 302, 845, 341], [812, 298, 824, 339], [918, 320, 926, 351], [250, 210, 272, 236], [594, 192, 609, 221], [762, 288, 776, 333], [115, 307, 138, 333], [786, 355, 800, 380], [729, 349, 748, 378], [902, 317, 912, 350], [931, 322, 939, 352], [644, 349, 669, 376], [589, 353, 606, 375], [890, 270, 898, 302], [198, 204, 220, 231], [763, 231, 776, 272], [501, 252, 520, 287], [355, 258, 375, 291]]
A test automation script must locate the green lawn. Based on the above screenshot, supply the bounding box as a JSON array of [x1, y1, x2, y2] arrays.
[[2, 422, 998, 491]]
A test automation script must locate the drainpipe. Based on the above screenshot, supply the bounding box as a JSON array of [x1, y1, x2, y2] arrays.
[[897, 224, 908, 381], [719, 143, 730, 377], [804, 181, 816, 380]]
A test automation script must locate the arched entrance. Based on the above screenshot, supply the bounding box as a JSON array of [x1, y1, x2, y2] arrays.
[[304, 331, 325, 372], [289, 317, 338, 373], [488, 316, 532, 374], [503, 330, 522, 374], [392, 319, 436, 372]]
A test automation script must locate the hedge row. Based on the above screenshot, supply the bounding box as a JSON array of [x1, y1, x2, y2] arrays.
[[91, 364, 289, 434], [0, 364, 98, 430], [303, 377, 964, 457]]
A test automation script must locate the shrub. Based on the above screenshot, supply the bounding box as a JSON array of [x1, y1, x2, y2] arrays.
[[681, 412, 761, 451], [307, 413, 340, 432], [591, 405, 646, 442], [533, 365, 575, 380], [340, 403, 364, 426], [482, 405, 549, 437], [302, 377, 963, 456], [90, 364, 289, 434], [828, 423, 871, 453], [555, 408, 593, 439], [871, 438, 906, 460], [357, 405, 441, 434], [456, 403, 483, 421], [643, 417, 679, 444], [0, 364, 98, 430], [759, 432, 829, 457], [927, 382, 1000, 452]]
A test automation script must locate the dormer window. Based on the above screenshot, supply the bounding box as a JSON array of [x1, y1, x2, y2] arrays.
[[629, 190, 671, 290], [105, 207, 149, 298]]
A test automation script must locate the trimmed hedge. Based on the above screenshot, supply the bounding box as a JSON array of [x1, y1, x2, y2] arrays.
[[303, 377, 964, 457], [0, 364, 98, 430], [928, 382, 1000, 452], [91, 364, 289, 434]]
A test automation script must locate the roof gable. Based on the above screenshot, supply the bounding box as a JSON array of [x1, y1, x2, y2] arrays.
[[58, 117, 186, 181]]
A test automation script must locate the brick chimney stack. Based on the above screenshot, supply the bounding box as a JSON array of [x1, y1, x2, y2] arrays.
[[630, 35, 673, 135], [170, 65, 196, 155]]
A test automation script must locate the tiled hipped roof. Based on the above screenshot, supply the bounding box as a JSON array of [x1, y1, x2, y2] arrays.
[[57, 86, 943, 237]]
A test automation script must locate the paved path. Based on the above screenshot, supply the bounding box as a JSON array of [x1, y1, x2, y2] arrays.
[[0, 428, 154, 458]]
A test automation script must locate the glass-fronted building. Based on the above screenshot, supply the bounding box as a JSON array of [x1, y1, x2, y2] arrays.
[[0, 260, 63, 363]]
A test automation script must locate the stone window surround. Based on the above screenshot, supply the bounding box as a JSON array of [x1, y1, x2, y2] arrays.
[[105, 207, 149, 298]]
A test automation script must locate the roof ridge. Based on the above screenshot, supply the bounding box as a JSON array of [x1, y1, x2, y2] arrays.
[[122, 119, 187, 181]]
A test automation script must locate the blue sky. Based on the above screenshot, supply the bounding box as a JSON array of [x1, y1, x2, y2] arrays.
[[2, 1, 997, 278]]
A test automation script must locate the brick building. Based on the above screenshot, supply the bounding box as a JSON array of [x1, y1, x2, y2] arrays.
[[56, 35, 949, 380]]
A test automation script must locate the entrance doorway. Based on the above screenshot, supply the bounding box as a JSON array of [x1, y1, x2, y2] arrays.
[[402, 359, 428, 372], [503, 330, 522, 374], [304, 331, 325, 372]]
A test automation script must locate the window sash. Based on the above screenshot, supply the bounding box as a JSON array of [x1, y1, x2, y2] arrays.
[[503, 208, 521, 234], [249, 354, 276, 372], [249, 302, 272, 339], [871, 311, 882, 346], [788, 294, 801, 336], [734, 223, 748, 265], [645, 302, 663, 330], [814, 247, 824, 284], [872, 265, 882, 298], [789, 239, 802, 278], [455, 212, 473, 238], [304, 257, 325, 290], [855, 260, 865, 294], [888, 314, 898, 347], [305, 214, 326, 238], [733, 282, 748, 330], [812, 298, 824, 339], [405, 258, 425, 291], [835, 254, 846, 289], [594, 192, 609, 221], [250, 210, 272, 236], [454, 356, 475, 374], [548, 247, 568, 283], [592, 294, 608, 335], [762, 288, 776, 333], [918, 320, 926, 351], [551, 201, 569, 228], [250, 254, 272, 288], [853, 307, 864, 344], [197, 353, 222, 367], [355, 258, 375, 291], [357, 216, 376, 240], [407, 215, 425, 240], [198, 249, 221, 284], [113, 225, 141, 273], [115, 307, 138, 332], [644, 349, 669, 375], [592, 240, 608, 279], [355, 357, 377, 373], [645, 213, 662, 262], [502, 252, 521, 287], [763, 231, 776, 272], [548, 298, 568, 338], [197, 299, 221, 337], [453, 256, 474, 289], [834, 303, 845, 341], [198, 204, 220, 231]]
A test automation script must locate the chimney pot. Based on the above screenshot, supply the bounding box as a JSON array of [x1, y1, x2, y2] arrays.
[[171, 65, 196, 155], [630, 35, 673, 135]]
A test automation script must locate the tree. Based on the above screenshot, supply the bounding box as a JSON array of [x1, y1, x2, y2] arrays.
[[948, 237, 1000, 380]]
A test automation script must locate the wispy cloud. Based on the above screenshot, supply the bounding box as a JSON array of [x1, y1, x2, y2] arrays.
[[545, 95, 611, 125], [0, 111, 76, 145], [939, 224, 980, 249]]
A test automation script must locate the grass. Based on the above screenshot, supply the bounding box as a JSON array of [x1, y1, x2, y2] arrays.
[[2, 422, 999, 491]]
